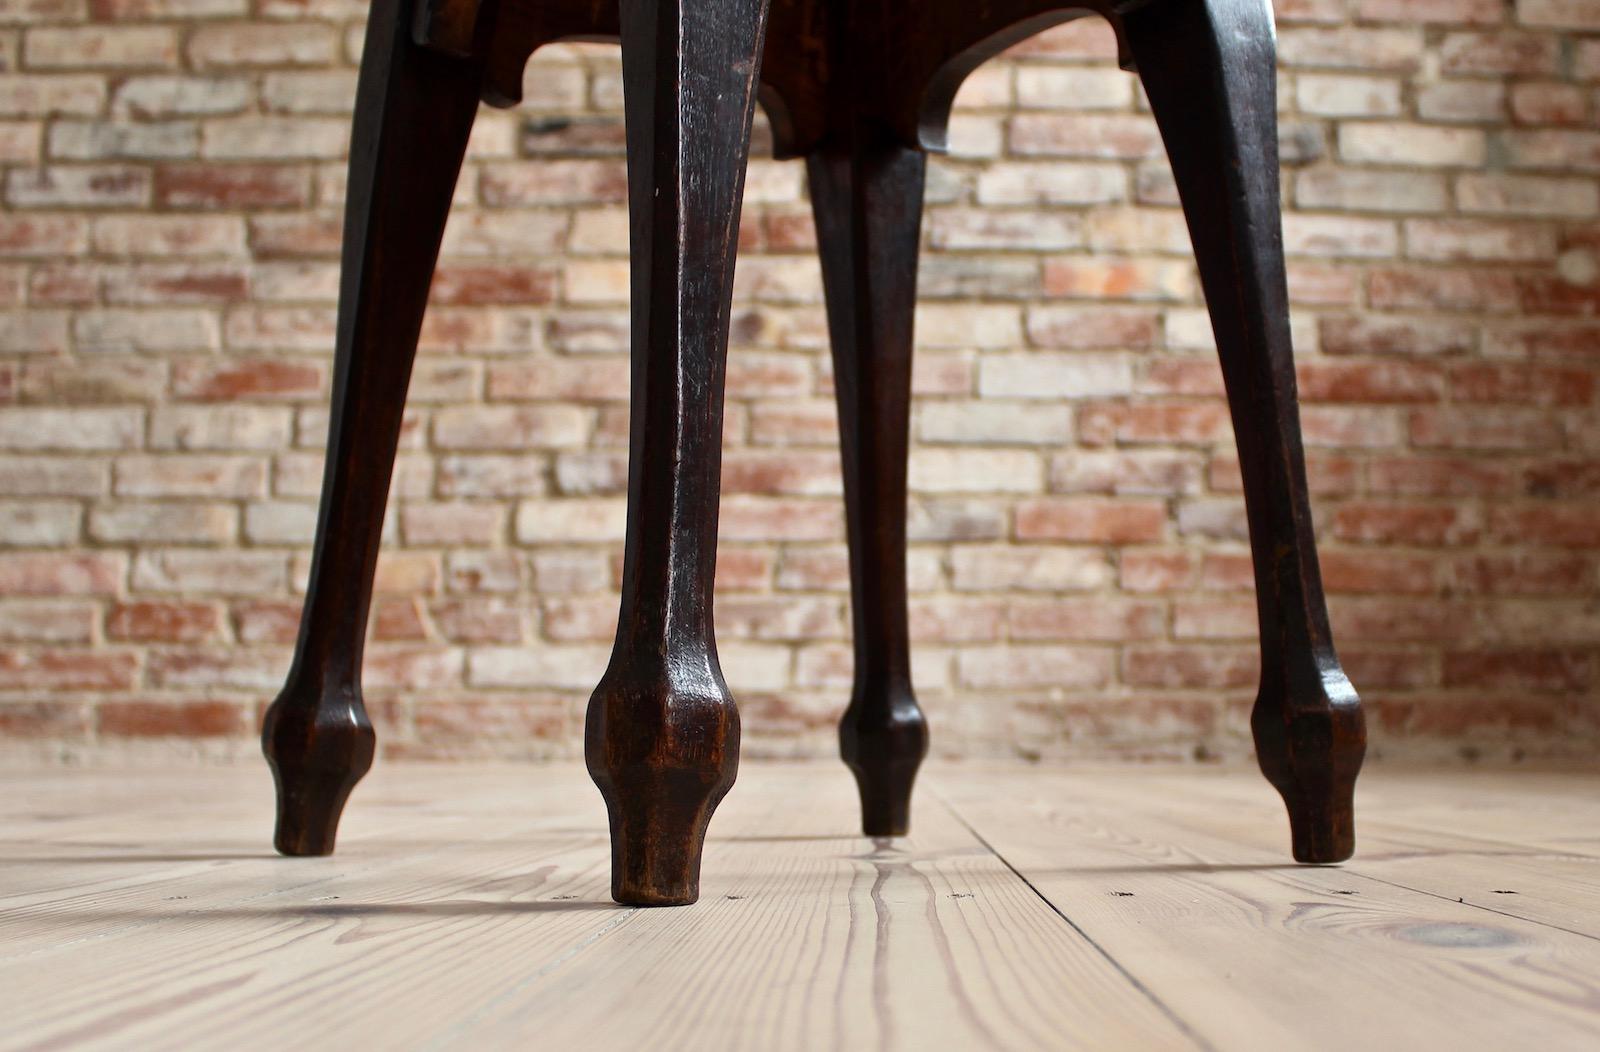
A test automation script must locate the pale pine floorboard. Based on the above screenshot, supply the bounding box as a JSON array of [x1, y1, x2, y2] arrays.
[[2, 763, 1599, 1051]]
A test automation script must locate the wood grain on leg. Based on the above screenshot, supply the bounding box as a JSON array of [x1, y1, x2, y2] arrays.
[[808, 141, 929, 838], [262, 0, 482, 856], [1122, 0, 1366, 863], [584, 0, 771, 906]]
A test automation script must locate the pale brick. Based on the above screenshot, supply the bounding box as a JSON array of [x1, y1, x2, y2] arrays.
[[1296, 168, 1450, 213], [0, 310, 68, 353], [1518, 0, 1600, 29], [7, 166, 149, 208], [1295, 74, 1403, 117], [975, 162, 1125, 205], [113, 76, 251, 118], [114, 455, 266, 498], [957, 645, 1112, 690], [908, 449, 1041, 494], [75, 308, 219, 352], [1338, 123, 1487, 167], [0, 501, 79, 546], [915, 304, 1022, 348], [1416, 81, 1507, 123], [979, 353, 1136, 400], [0, 407, 140, 450], [433, 406, 589, 450], [950, 545, 1112, 592], [1356, 0, 1503, 22], [187, 24, 336, 68], [927, 207, 1082, 251], [241, 500, 316, 545], [1284, 214, 1400, 258], [468, 644, 609, 690], [1009, 114, 1163, 160], [91, 215, 244, 257], [201, 117, 347, 160], [1404, 218, 1558, 262], [0, 600, 96, 645], [1277, 28, 1425, 72], [48, 121, 198, 161], [131, 549, 285, 594], [515, 498, 625, 544], [89, 502, 235, 544], [0, 457, 105, 497], [0, 122, 40, 164], [0, 74, 103, 117], [1457, 174, 1600, 218], [918, 402, 1072, 445], [24, 26, 177, 69]]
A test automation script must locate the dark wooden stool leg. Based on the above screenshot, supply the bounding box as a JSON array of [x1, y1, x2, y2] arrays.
[[262, 0, 481, 856], [584, 0, 771, 906], [1123, 0, 1366, 863], [807, 143, 929, 837]]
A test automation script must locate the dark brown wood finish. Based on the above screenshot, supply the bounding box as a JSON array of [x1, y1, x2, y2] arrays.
[[272, 0, 1366, 898], [805, 2, 931, 836], [582, 0, 772, 905], [1123, 0, 1367, 863], [809, 148, 930, 838], [261, 0, 483, 857]]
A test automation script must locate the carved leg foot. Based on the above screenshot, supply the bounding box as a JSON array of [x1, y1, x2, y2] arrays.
[[1124, 0, 1366, 863], [261, 0, 481, 856], [807, 142, 929, 838], [265, 692, 374, 856], [584, 0, 771, 906]]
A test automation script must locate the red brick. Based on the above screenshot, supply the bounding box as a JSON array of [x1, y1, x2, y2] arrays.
[[430, 264, 557, 306], [1368, 455, 1518, 497], [957, 645, 1113, 690], [1332, 502, 1481, 545], [1444, 649, 1593, 692], [107, 600, 222, 642], [155, 164, 310, 208], [1525, 460, 1600, 498], [1119, 548, 1198, 592], [0, 648, 138, 690], [1489, 504, 1600, 547], [1411, 407, 1563, 451], [1450, 363, 1596, 406], [1447, 554, 1596, 595], [171, 359, 323, 401], [1366, 267, 1521, 313], [1078, 402, 1233, 446], [365, 596, 426, 642], [1015, 499, 1167, 543], [0, 552, 123, 595], [410, 699, 567, 754], [1123, 646, 1257, 689], [1296, 361, 1444, 403], [1009, 598, 1166, 641], [99, 700, 246, 738], [0, 701, 89, 739], [1320, 315, 1477, 356], [1320, 551, 1438, 594], [1440, 32, 1560, 76]]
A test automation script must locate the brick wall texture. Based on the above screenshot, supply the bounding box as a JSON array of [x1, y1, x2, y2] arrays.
[[1, 0, 1598, 764]]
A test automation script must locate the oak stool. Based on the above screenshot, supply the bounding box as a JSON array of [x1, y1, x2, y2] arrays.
[[262, 0, 1368, 906]]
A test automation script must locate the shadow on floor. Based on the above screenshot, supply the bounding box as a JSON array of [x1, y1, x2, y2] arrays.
[[19, 899, 625, 924]]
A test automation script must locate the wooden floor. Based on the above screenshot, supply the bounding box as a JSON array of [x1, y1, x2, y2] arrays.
[[4, 763, 1600, 1051]]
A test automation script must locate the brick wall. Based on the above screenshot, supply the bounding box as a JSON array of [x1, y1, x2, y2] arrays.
[[1, 0, 1597, 764]]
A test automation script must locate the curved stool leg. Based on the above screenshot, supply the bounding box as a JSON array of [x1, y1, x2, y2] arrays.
[[584, 0, 771, 906], [1123, 0, 1366, 862], [807, 143, 929, 837], [262, 0, 482, 856]]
